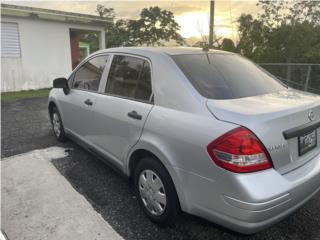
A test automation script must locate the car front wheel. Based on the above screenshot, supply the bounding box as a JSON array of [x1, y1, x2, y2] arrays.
[[51, 107, 66, 142]]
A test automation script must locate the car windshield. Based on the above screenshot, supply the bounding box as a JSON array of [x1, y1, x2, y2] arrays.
[[171, 53, 286, 99]]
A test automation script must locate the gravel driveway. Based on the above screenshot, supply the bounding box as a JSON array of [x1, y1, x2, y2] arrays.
[[2, 96, 320, 240]]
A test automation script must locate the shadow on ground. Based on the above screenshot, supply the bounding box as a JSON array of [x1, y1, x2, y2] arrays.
[[52, 146, 320, 240]]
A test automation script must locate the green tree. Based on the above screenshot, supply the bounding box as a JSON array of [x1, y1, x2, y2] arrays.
[[257, 0, 288, 28], [237, 1, 320, 63], [96, 4, 115, 20], [258, 0, 320, 26], [128, 6, 184, 46], [220, 38, 236, 52], [96, 5, 184, 47], [267, 23, 320, 63], [236, 14, 267, 61], [105, 19, 133, 48]]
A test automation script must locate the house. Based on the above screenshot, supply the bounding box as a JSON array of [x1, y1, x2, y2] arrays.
[[1, 4, 110, 92]]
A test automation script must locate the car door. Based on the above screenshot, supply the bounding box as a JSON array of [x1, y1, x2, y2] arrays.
[[92, 54, 153, 166], [59, 54, 109, 140]]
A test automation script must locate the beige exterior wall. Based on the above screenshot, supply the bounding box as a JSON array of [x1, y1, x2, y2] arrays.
[[1, 16, 105, 92]]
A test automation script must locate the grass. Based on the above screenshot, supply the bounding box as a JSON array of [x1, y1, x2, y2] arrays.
[[1, 88, 51, 102]]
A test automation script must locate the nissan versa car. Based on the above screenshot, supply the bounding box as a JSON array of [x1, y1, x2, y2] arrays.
[[48, 47, 320, 234]]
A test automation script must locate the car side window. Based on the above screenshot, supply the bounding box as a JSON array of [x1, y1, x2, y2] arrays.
[[105, 55, 152, 102], [73, 55, 108, 91]]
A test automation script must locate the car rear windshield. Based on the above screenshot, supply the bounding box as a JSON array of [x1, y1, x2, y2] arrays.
[[171, 53, 286, 99]]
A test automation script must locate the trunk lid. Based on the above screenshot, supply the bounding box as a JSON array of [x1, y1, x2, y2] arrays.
[[206, 89, 320, 174]]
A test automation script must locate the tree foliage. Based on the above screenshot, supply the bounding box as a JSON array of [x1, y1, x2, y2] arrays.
[[237, 14, 266, 59], [237, 1, 320, 63], [220, 38, 236, 52], [258, 0, 320, 27], [96, 5, 184, 48], [105, 19, 132, 47], [129, 7, 184, 46], [96, 4, 115, 20]]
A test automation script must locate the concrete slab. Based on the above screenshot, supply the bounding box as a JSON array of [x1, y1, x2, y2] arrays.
[[1, 147, 123, 240]]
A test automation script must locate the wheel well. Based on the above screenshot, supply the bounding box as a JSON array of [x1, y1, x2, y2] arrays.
[[129, 148, 182, 211], [48, 101, 56, 120], [129, 149, 160, 179]]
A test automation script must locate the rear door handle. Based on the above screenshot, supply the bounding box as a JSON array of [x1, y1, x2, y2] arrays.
[[84, 99, 93, 106], [128, 110, 142, 120]]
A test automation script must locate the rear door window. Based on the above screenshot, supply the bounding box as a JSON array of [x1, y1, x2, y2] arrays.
[[172, 53, 286, 99], [105, 55, 152, 102]]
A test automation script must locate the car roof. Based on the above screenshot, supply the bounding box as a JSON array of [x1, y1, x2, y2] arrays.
[[96, 47, 232, 56]]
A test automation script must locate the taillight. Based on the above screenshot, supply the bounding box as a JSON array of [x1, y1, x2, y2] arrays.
[[207, 127, 272, 173]]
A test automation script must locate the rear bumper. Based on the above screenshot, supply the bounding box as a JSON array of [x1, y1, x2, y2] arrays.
[[174, 152, 320, 234]]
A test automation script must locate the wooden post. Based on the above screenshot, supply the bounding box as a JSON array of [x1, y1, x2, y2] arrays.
[[286, 63, 292, 84], [304, 65, 312, 91], [209, 0, 215, 48], [99, 30, 106, 49]]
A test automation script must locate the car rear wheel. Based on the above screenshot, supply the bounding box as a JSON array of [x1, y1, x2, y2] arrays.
[[51, 107, 66, 142], [134, 157, 180, 224]]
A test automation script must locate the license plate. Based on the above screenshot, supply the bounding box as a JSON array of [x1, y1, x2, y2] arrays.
[[298, 130, 317, 156]]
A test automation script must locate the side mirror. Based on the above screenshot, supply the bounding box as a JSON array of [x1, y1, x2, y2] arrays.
[[53, 77, 70, 94]]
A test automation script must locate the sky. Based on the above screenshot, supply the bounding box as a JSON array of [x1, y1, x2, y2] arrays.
[[3, 0, 261, 41]]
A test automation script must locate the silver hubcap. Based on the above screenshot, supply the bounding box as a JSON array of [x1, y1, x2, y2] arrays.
[[138, 170, 167, 216], [52, 113, 61, 137]]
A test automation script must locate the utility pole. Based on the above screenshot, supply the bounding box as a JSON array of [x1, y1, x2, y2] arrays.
[[208, 0, 215, 48]]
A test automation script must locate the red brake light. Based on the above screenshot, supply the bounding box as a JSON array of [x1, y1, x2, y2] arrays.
[[207, 127, 272, 173]]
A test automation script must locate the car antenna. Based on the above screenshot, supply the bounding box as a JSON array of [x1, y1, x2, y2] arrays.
[[202, 45, 209, 52], [202, 44, 211, 64]]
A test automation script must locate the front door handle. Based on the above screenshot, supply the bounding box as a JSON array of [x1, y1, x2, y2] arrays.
[[128, 110, 142, 120], [84, 99, 93, 106]]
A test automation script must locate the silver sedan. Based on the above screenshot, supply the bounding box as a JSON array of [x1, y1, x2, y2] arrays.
[[48, 47, 320, 234]]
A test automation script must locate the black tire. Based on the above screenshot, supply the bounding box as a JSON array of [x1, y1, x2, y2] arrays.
[[134, 156, 180, 225], [51, 107, 67, 142]]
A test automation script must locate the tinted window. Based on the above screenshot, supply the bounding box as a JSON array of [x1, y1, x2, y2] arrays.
[[73, 55, 108, 91], [105, 55, 152, 101], [172, 53, 286, 99]]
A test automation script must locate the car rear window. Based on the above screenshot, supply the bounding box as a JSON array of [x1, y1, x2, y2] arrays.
[[171, 53, 286, 99]]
